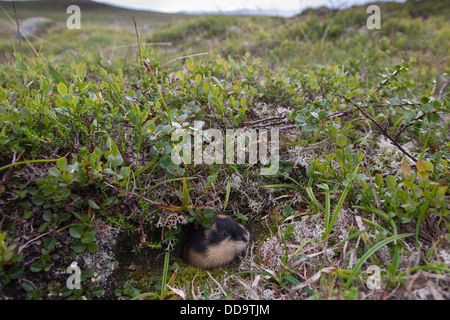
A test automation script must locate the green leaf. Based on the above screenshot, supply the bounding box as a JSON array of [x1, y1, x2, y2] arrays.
[[42, 211, 52, 222], [69, 225, 84, 239], [88, 199, 100, 210], [404, 80, 416, 88], [420, 96, 430, 104], [318, 110, 328, 121], [59, 212, 71, 222], [73, 240, 86, 253], [390, 97, 402, 105], [49, 64, 67, 86], [31, 194, 45, 206], [30, 261, 43, 272], [422, 104, 433, 112], [385, 175, 396, 187], [57, 82, 67, 96], [76, 63, 84, 77], [123, 282, 135, 295], [0, 232, 6, 244], [81, 231, 95, 244], [302, 123, 316, 132], [48, 167, 60, 177], [44, 237, 57, 250], [8, 266, 24, 279], [416, 160, 427, 172], [57, 157, 67, 171], [336, 134, 348, 148], [437, 186, 448, 199], [88, 242, 98, 253], [195, 73, 202, 84], [92, 286, 104, 297]]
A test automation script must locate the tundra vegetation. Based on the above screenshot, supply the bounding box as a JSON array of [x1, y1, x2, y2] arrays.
[[0, 0, 448, 300]]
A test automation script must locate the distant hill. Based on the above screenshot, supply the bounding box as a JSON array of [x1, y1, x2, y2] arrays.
[[0, 0, 190, 31], [178, 8, 298, 18], [0, 0, 110, 12], [0, 0, 187, 21]]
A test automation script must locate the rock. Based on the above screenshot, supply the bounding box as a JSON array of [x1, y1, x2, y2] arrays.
[[15, 17, 63, 39]]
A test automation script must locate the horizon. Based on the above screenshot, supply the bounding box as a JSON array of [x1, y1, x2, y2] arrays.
[[0, 0, 408, 17], [92, 0, 407, 17]]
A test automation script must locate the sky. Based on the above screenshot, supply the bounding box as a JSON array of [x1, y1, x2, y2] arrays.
[[92, 0, 407, 17]]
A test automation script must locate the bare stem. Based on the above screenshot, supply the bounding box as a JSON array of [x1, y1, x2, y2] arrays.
[[341, 95, 418, 163]]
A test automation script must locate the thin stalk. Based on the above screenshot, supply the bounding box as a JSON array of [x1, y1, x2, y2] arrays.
[[345, 233, 412, 289], [143, 59, 172, 126]]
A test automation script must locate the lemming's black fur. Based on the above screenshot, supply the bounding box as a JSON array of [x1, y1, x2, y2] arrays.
[[182, 215, 250, 268]]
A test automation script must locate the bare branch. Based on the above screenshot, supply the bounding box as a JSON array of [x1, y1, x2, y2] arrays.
[[439, 80, 450, 101], [340, 95, 418, 163]]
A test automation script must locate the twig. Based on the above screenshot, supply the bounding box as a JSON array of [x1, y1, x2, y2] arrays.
[[328, 103, 418, 120], [368, 174, 381, 209], [328, 107, 353, 119], [381, 163, 416, 178], [250, 123, 297, 131], [372, 69, 401, 96], [250, 120, 292, 129], [101, 42, 172, 51], [395, 113, 426, 141], [167, 52, 209, 64], [207, 271, 229, 297], [132, 17, 142, 62], [142, 59, 173, 126], [1, 151, 24, 184], [12, 2, 22, 60], [407, 87, 418, 100], [290, 267, 336, 293], [245, 115, 286, 125], [191, 275, 198, 300], [439, 80, 450, 101], [18, 231, 52, 254], [340, 95, 418, 163]]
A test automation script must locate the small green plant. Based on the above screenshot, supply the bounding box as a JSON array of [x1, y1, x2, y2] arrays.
[[69, 225, 98, 254], [130, 251, 180, 300], [115, 282, 141, 299], [56, 268, 105, 300], [0, 232, 23, 285]]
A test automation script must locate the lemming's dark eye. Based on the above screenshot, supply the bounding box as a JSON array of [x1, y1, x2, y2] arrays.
[[223, 231, 229, 237]]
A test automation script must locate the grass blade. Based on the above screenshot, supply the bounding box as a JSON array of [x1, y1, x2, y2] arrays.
[[353, 205, 398, 235], [345, 233, 412, 289], [160, 251, 170, 299], [0, 158, 59, 172], [262, 184, 299, 189], [324, 188, 330, 230], [143, 177, 197, 197], [322, 183, 351, 240], [223, 178, 231, 211], [131, 292, 160, 300], [415, 199, 430, 248], [134, 156, 160, 177], [306, 186, 325, 212]]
